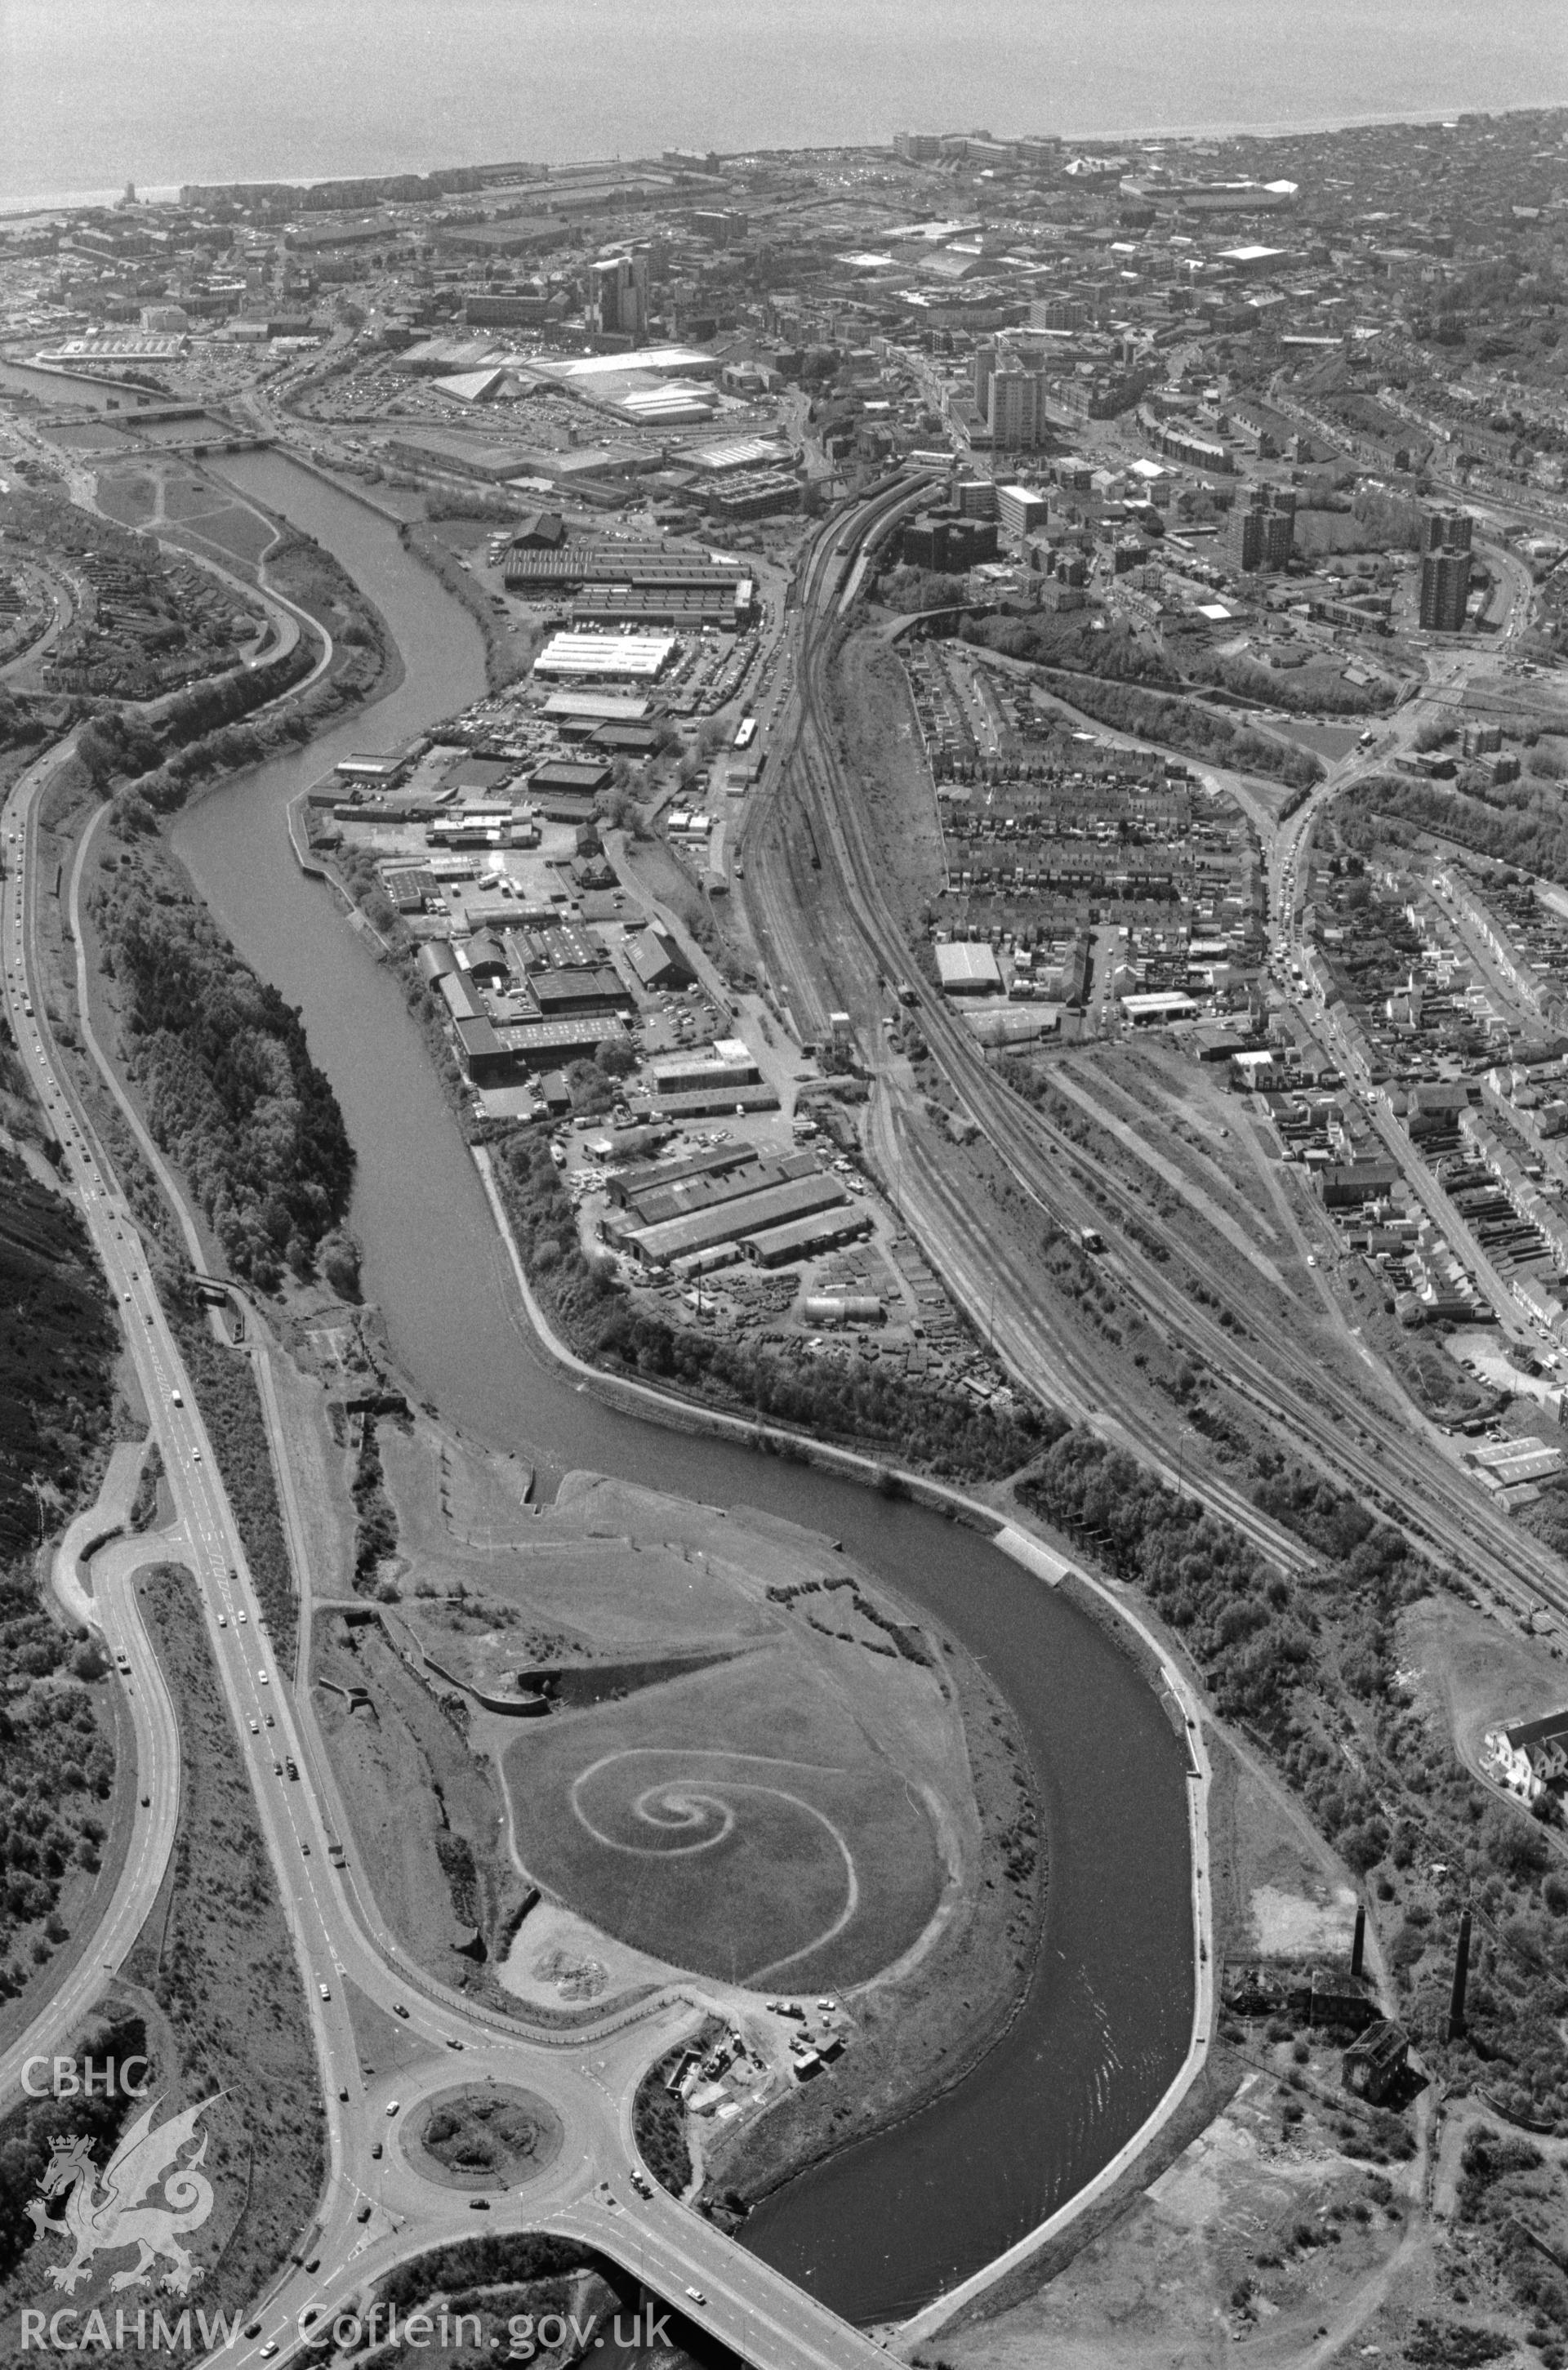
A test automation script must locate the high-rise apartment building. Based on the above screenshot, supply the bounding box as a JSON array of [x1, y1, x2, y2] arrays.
[[1427, 507, 1472, 554], [987, 359, 1048, 449], [1420, 546, 1472, 632], [1228, 483, 1296, 573]]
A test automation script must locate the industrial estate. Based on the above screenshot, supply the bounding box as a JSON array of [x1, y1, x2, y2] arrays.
[[5, 95, 1568, 2370]]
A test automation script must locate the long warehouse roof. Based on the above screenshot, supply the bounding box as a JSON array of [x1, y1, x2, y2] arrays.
[[506, 546, 745, 587], [627, 1172, 847, 1264]]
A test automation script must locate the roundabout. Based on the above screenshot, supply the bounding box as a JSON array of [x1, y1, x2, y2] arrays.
[[400, 2083, 565, 2194]]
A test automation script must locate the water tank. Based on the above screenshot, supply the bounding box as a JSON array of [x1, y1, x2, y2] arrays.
[[802, 1295, 884, 1325]]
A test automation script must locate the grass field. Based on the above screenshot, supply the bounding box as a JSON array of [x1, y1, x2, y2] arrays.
[[505, 1651, 946, 1991], [93, 470, 156, 527], [164, 504, 278, 569]]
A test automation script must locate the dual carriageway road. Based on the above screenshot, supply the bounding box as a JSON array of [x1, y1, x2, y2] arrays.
[[2, 753, 895, 2368]]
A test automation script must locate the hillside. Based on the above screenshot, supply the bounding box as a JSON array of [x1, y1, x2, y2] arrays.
[[0, 1145, 118, 1555]]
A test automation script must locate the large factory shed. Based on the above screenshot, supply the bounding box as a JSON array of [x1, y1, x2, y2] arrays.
[[625, 1173, 848, 1268], [606, 1143, 758, 1207], [533, 632, 678, 681], [744, 1205, 874, 1266], [936, 942, 1004, 995], [653, 1083, 781, 1120]]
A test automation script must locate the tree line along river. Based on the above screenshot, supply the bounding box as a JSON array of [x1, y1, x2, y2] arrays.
[[167, 449, 1192, 2325]]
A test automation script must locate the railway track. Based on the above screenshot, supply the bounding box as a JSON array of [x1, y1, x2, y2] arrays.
[[746, 494, 1568, 1627]]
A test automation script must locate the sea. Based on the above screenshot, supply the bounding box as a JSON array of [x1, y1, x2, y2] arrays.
[[3, 0, 1567, 216]]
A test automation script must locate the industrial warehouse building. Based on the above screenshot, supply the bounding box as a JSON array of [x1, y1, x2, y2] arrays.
[[652, 1040, 760, 1098], [746, 1205, 873, 1265], [533, 632, 679, 680], [936, 942, 1004, 995], [654, 1083, 781, 1118], [606, 1143, 759, 1208], [617, 1152, 820, 1232], [622, 1172, 849, 1268], [506, 541, 755, 631]]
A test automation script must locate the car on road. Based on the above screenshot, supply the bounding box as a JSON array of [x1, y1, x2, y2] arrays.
[[470, 2198, 489, 2211], [258, 1670, 269, 1684], [286, 1760, 298, 1779], [338, 2086, 349, 2101], [446, 2037, 464, 2050], [371, 2142, 382, 2159], [301, 1841, 310, 1855], [238, 1610, 247, 1624], [386, 2100, 399, 2117], [394, 2002, 409, 2019], [356, 2204, 372, 2223], [170, 1389, 183, 1406], [684, 2289, 706, 2306], [318, 1982, 330, 1999], [265, 1712, 274, 1726], [261, 2348, 278, 2361], [217, 1615, 226, 1628], [248, 1718, 258, 1734], [140, 1793, 150, 1807]]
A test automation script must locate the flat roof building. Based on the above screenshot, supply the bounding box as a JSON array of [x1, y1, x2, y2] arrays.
[[936, 942, 1004, 995], [1120, 991, 1200, 1024], [533, 632, 679, 680], [652, 1040, 761, 1097], [497, 1015, 627, 1071]]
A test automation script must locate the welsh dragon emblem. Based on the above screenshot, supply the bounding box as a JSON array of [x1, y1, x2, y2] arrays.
[[25, 2096, 219, 2296]]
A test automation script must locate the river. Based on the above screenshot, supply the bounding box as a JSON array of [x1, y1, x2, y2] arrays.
[[169, 450, 1192, 2323]]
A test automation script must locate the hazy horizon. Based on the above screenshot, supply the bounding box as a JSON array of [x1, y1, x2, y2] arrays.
[[4, 0, 1568, 213]]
